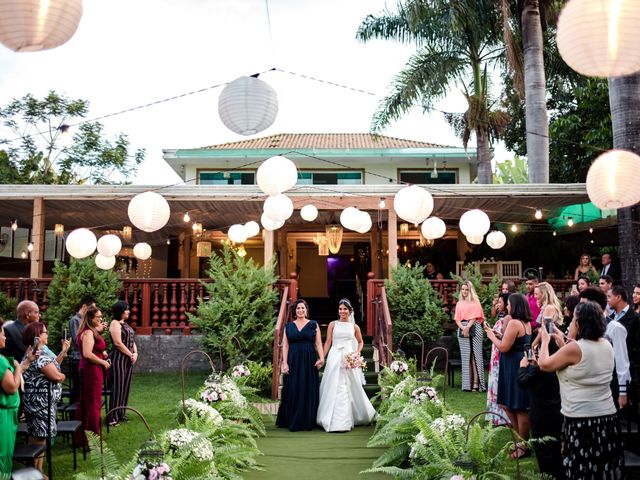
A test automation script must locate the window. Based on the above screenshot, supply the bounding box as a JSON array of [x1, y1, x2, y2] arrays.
[[297, 171, 362, 185], [399, 170, 457, 184], [199, 171, 255, 185]]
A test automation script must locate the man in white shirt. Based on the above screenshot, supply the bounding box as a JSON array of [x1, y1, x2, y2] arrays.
[[599, 275, 614, 317]]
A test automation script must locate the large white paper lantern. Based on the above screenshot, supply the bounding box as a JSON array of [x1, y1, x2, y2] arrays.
[[459, 209, 491, 238], [218, 76, 278, 136], [557, 0, 640, 77], [355, 211, 372, 234], [263, 194, 293, 223], [466, 235, 484, 245], [260, 212, 284, 231], [0, 0, 83, 52], [95, 254, 115, 270], [486, 231, 507, 249], [340, 207, 364, 231], [256, 155, 298, 195], [300, 204, 318, 222], [586, 149, 640, 210], [421, 217, 447, 240], [66, 228, 97, 259], [228, 224, 248, 244], [97, 234, 122, 257], [244, 221, 260, 238], [128, 191, 171, 233], [133, 242, 152, 261], [393, 185, 434, 224]]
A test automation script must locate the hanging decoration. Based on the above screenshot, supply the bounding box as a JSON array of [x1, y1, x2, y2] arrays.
[[95, 254, 115, 270], [133, 242, 152, 261], [128, 191, 171, 233], [355, 211, 372, 234], [228, 224, 248, 244], [237, 245, 247, 257], [393, 185, 434, 224], [459, 209, 491, 238], [192, 222, 203, 236], [218, 75, 278, 136], [244, 221, 260, 238], [263, 194, 293, 223], [196, 241, 212, 257], [325, 225, 343, 254], [260, 212, 284, 231], [256, 155, 298, 195], [466, 235, 484, 245], [0, 0, 83, 52], [586, 149, 640, 210], [421, 217, 447, 240], [54, 224, 64, 237], [97, 234, 122, 257], [486, 231, 507, 249], [122, 226, 132, 241], [317, 235, 329, 256], [556, 0, 640, 77], [399, 223, 410, 235], [300, 204, 318, 222], [65, 228, 97, 259]]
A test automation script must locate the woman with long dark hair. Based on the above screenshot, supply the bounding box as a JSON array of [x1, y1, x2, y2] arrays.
[[108, 301, 137, 426]]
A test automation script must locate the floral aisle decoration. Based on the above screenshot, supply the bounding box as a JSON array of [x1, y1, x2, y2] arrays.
[[130, 460, 172, 480], [182, 399, 223, 427], [410, 386, 440, 405], [343, 351, 368, 370], [165, 429, 215, 462], [231, 364, 251, 378], [390, 360, 409, 374]]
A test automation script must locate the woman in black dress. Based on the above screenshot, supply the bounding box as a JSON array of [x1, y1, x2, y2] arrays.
[[108, 301, 137, 426], [276, 299, 324, 431]]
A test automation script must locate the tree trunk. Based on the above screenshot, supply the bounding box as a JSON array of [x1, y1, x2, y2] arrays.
[[522, 0, 549, 183], [609, 73, 640, 293], [476, 129, 492, 184]]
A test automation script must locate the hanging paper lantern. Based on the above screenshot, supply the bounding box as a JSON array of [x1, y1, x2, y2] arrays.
[[459, 209, 491, 238], [486, 231, 507, 249], [96, 234, 122, 257], [260, 212, 284, 231], [94, 254, 115, 270], [556, 0, 640, 78], [263, 194, 293, 223], [300, 204, 318, 222], [586, 149, 640, 210], [65, 228, 97, 259], [133, 242, 152, 261], [256, 155, 298, 195], [228, 224, 248, 244], [0, 0, 83, 52], [466, 235, 484, 245], [244, 221, 260, 238], [393, 185, 434, 224], [128, 191, 171, 233], [340, 207, 363, 231], [218, 76, 278, 136], [421, 217, 447, 240], [355, 211, 372, 234]]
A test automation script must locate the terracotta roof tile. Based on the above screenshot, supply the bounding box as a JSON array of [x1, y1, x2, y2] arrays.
[[200, 133, 453, 150]]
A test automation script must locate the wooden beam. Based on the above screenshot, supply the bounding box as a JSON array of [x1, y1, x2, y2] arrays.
[[264, 229, 274, 269], [388, 209, 398, 271], [30, 197, 44, 278]]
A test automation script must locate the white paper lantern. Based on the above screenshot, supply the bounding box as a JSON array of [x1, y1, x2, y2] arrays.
[[340, 207, 364, 231], [393, 185, 434, 224], [459, 209, 491, 238], [256, 155, 298, 195], [260, 212, 284, 231], [466, 235, 484, 245], [557, 0, 640, 77], [94, 254, 115, 270], [218, 76, 278, 136], [421, 217, 447, 240], [0, 0, 83, 52], [486, 231, 507, 250], [263, 194, 293, 223], [128, 191, 171, 233], [228, 224, 248, 244], [300, 204, 318, 222], [355, 211, 372, 234], [65, 228, 97, 259], [586, 149, 640, 210], [244, 221, 260, 238], [97, 234, 122, 257], [133, 242, 152, 261]]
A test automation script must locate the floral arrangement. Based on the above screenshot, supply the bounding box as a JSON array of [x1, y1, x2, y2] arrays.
[[430, 414, 465, 435], [343, 351, 367, 370], [390, 360, 409, 374], [165, 428, 214, 462], [129, 461, 172, 480], [410, 386, 439, 405], [183, 399, 223, 427], [201, 373, 247, 407], [231, 364, 251, 378]]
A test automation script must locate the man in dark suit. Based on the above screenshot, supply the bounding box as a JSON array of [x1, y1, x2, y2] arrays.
[[608, 286, 639, 374], [0, 300, 40, 361], [600, 253, 620, 281]]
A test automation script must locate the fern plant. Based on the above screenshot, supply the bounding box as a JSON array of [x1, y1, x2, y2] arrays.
[[74, 431, 138, 480]]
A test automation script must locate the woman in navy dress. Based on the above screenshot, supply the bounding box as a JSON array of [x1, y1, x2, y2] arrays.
[[276, 299, 324, 431]]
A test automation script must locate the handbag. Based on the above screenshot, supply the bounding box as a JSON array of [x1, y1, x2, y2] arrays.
[[457, 321, 475, 338]]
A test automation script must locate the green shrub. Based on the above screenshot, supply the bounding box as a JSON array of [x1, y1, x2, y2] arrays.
[[384, 263, 447, 359], [189, 244, 278, 366], [0, 291, 17, 322], [45, 258, 122, 349], [244, 360, 273, 399]]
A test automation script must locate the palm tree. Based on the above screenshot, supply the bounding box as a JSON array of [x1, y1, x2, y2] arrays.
[[356, 0, 508, 184]]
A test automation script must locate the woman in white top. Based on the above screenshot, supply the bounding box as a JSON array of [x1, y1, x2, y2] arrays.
[[316, 299, 376, 432], [538, 301, 623, 479]]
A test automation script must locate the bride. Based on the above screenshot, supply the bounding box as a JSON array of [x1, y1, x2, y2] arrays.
[[317, 298, 376, 432]]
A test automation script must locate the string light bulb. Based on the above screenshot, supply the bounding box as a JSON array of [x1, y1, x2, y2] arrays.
[[589, 228, 594, 234], [20, 251, 26, 259], [11, 220, 17, 231], [379, 198, 386, 209], [553, 231, 557, 237], [567, 217, 574, 227], [534, 209, 543, 220], [27, 242, 33, 252], [166, 239, 171, 245], [511, 224, 518, 232], [183, 212, 190, 223]]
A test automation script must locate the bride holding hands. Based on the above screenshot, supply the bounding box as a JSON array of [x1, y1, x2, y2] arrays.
[[317, 298, 376, 432]]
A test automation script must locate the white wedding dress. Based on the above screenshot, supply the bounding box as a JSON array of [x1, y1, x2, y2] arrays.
[[317, 321, 377, 432]]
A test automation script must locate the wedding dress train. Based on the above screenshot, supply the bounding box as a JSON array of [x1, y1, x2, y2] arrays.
[[316, 321, 376, 432]]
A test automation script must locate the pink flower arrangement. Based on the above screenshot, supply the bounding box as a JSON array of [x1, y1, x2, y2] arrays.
[[390, 360, 409, 374], [200, 384, 228, 403], [343, 351, 367, 370], [231, 364, 251, 377]]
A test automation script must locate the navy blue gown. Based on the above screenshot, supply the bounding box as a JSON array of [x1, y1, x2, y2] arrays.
[[498, 331, 532, 411], [276, 320, 320, 431]]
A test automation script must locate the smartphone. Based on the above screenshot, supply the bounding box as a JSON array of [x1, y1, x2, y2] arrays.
[[32, 337, 40, 349], [545, 317, 555, 334], [525, 344, 534, 361], [571, 284, 578, 294], [64, 328, 68, 342]]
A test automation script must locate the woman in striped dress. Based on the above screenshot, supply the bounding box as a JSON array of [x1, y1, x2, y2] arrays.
[[454, 281, 485, 391], [107, 301, 137, 427]]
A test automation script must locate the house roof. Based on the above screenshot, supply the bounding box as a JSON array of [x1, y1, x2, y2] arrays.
[[199, 133, 452, 150]]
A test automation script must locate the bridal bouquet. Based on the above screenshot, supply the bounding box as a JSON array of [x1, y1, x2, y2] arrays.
[[343, 351, 367, 370]]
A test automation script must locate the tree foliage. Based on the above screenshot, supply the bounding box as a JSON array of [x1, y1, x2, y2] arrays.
[[189, 245, 278, 365], [493, 155, 528, 184], [0, 91, 144, 184]]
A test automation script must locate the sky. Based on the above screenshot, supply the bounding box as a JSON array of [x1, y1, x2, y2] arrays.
[[0, 0, 509, 185]]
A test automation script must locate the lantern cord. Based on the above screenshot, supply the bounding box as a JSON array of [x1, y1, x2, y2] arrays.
[[264, 0, 276, 64]]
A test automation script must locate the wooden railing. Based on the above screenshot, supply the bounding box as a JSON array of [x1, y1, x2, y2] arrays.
[[271, 273, 298, 400]]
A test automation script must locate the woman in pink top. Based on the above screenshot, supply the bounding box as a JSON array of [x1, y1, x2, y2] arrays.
[[454, 281, 485, 391]]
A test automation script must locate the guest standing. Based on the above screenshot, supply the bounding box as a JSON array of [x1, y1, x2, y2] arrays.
[[108, 301, 137, 426], [454, 281, 485, 392], [276, 299, 324, 431], [68, 295, 95, 404], [574, 253, 598, 280], [0, 300, 40, 361], [77, 306, 110, 445], [486, 293, 509, 425], [524, 277, 540, 330], [539, 301, 624, 479], [577, 276, 591, 293]]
